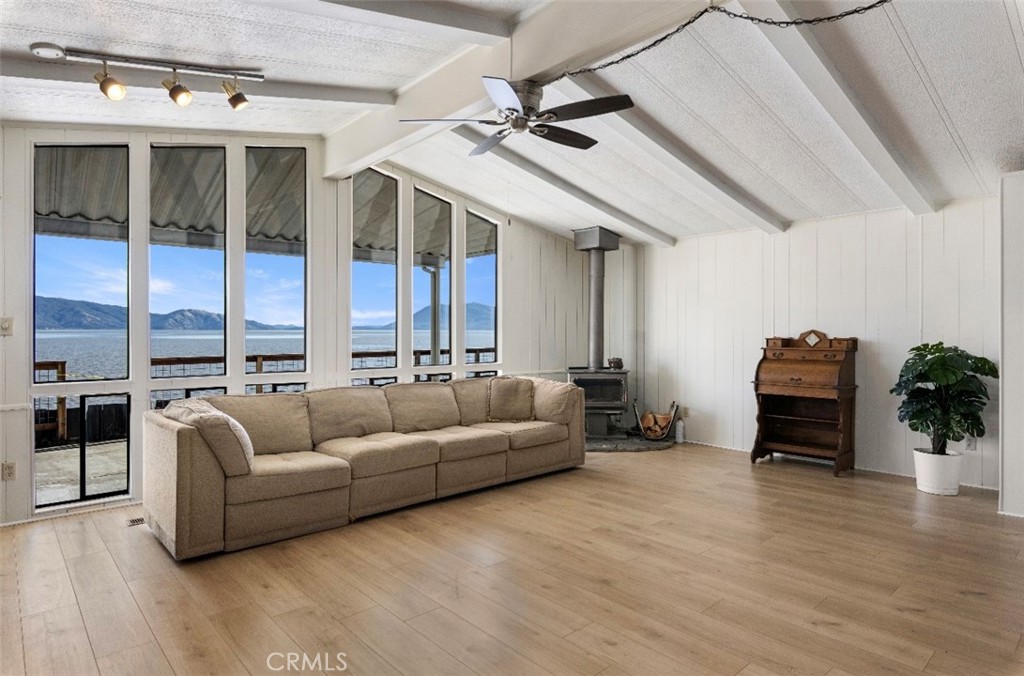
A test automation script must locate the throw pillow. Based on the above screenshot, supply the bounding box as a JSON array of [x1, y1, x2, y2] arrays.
[[163, 398, 254, 476], [487, 376, 534, 422]]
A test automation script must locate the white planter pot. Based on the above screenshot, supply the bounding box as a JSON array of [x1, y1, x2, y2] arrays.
[[913, 448, 963, 496]]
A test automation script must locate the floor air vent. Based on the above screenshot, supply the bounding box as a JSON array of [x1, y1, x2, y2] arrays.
[[126, 517, 145, 527]]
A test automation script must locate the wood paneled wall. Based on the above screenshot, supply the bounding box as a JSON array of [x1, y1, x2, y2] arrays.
[[501, 220, 590, 377], [628, 198, 1001, 488], [1000, 173, 1024, 514]]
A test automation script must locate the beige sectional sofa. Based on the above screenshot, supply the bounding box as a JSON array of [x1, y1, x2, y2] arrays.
[[143, 376, 584, 560]]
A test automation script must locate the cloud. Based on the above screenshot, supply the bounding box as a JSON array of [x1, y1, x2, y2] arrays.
[[248, 268, 268, 279], [276, 278, 302, 290], [150, 278, 176, 295]]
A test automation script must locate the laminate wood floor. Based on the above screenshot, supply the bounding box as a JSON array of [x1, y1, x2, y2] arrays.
[[3, 444, 1024, 676]]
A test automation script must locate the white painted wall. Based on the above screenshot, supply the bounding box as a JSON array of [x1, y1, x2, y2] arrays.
[[1000, 173, 1024, 515], [500, 218, 589, 377], [629, 198, 1001, 488]]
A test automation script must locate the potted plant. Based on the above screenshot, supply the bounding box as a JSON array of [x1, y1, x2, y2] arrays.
[[890, 342, 999, 495]]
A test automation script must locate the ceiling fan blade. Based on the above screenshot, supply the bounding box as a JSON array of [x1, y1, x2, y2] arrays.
[[535, 94, 634, 122], [469, 129, 512, 156], [529, 124, 598, 150], [399, 118, 502, 125], [482, 76, 523, 115]]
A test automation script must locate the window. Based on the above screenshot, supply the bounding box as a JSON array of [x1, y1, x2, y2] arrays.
[[34, 394, 130, 507], [414, 373, 451, 382], [413, 188, 452, 366], [149, 387, 227, 409], [352, 169, 399, 369], [245, 383, 306, 394], [34, 145, 130, 382], [350, 376, 397, 387], [149, 147, 227, 378], [465, 210, 498, 364], [245, 147, 306, 375]]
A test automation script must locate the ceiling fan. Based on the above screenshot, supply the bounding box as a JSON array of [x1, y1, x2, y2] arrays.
[[400, 76, 634, 156]]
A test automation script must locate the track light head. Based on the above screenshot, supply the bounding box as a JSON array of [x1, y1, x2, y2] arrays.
[[94, 64, 126, 101], [221, 79, 249, 111], [162, 71, 192, 107]]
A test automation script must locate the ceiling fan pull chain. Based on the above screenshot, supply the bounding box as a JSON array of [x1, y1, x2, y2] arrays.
[[541, 0, 893, 86]]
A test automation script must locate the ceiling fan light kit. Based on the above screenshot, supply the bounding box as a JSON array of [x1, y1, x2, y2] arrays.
[[28, 42, 263, 110]]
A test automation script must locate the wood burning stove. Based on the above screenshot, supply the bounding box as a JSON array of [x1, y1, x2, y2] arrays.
[[568, 366, 629, 438], [567, 369, 629, 409], [568, 226, 629, 438]]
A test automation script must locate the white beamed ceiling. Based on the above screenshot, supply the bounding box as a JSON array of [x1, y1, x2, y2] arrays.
[[2, 0, 1022, 242]]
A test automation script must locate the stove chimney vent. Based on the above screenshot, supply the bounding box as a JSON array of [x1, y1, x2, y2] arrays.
[[574, 226, 620, 371]]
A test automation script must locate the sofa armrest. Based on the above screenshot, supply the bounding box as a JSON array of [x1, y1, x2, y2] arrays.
[[565, 387, 586, 466], [525, 378, 586, 466], [143, 411, 226, 560]]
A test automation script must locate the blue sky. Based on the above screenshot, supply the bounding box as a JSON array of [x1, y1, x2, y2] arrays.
[[36, 236, 305, 326], [37, 235, 493, 329]]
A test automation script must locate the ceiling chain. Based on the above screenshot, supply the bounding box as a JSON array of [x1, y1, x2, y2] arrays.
[[540, 0, 894, 86]]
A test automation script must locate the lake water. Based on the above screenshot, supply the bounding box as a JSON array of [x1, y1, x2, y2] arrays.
[[35, 329, 496, 380]]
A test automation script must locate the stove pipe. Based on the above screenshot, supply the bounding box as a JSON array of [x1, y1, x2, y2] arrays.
[[573, 227, 621, 372]]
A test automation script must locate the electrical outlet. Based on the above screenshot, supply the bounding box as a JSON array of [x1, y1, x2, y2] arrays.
[[965, 437, 978, 452], [1, 463, 15, 481], [681, 406, 690, 418]]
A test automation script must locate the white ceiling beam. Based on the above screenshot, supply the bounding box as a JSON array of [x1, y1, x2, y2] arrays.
[[251, 0, 509, 46], [555, 75, 787, 234], [451, 126, 676, 247], [740, 0, 939, 215], [323, 0, 709, 179], [1, 58, 395, 107]]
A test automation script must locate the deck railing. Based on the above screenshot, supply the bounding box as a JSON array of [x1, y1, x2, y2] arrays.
[[34, 346, 496, 439]]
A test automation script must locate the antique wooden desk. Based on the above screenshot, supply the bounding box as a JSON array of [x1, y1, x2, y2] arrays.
[[751, 330, 857, 476]]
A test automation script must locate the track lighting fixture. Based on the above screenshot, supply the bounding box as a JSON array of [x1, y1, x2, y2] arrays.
[[221, 78, 249, 111], [29, 43, 263, 109], [162, 71, 192, 107], [94, 62, 126, 101]]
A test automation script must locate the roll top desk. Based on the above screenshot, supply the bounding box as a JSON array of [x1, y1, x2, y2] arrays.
[[751, 330, 857, 476]]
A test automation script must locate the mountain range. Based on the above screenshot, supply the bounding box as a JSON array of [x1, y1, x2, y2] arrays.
[[34, 296, 301, 331], [35, 296, 496, 332], [354, 302, 495, 331]]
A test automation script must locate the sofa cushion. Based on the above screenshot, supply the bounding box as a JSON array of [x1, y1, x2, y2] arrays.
[[487, 377, 534, 422], [406, 425, 509, 462], [531, 378, 577, 425], [162, 398, 253, 476], [306, 386, 393, 445], [316, 432, 439, 479], [471, 421, 569, 450], [449, 378, 490, 426], [225, 451, 351, 505], [383, 383, 460, 433], [207, 393, 313, 455]]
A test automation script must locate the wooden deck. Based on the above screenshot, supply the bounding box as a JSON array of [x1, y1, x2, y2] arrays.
[[2, 444, 1023, 675]]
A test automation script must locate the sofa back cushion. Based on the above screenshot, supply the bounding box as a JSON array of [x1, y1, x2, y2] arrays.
[[207, 393, 313, 455], [162, 398, 254, 476], [384, 383, 461, 433], [449, 378, 490, 425], [530, 378, 577, 424], [305, 386, 394, 444], [488, 376, 535, 422]]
